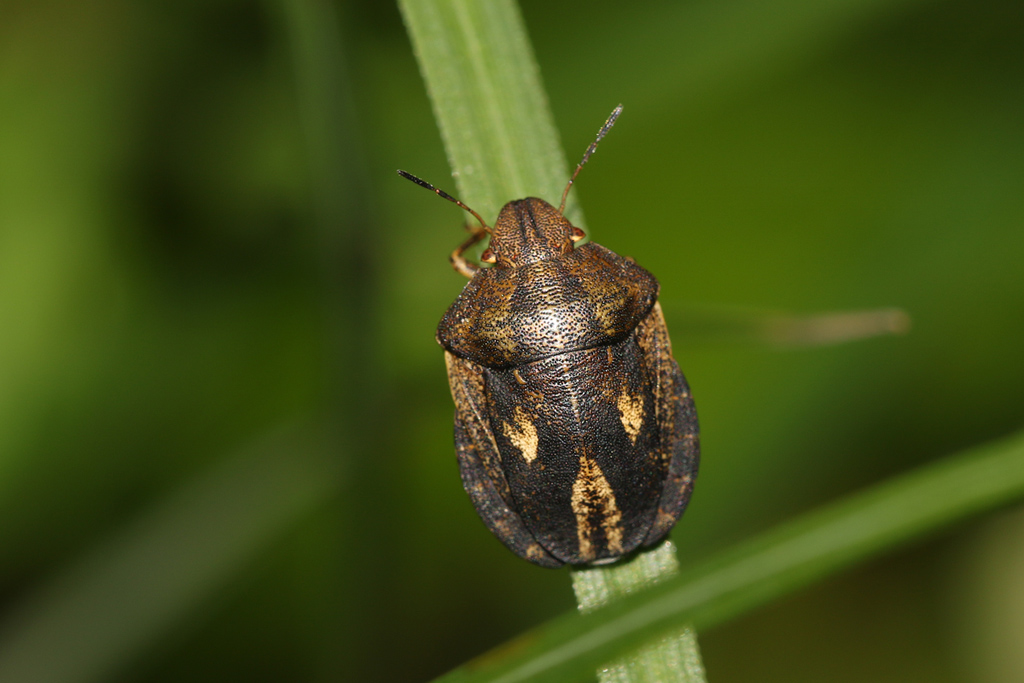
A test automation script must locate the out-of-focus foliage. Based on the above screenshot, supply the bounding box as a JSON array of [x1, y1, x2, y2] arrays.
[[0, 0, 1021, 682]]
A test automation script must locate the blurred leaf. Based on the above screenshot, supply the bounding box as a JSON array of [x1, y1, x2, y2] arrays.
[[0, 422, 339, 683], [277, 0, 368, 243], [434, 428, 1024, 683], [665, 305, 910, 348]]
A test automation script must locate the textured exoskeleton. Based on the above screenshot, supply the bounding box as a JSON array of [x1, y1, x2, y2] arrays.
[[437, 197, 699, 567]]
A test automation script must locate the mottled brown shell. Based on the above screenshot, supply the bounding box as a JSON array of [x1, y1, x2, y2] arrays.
[[437, 242, 659, 367], [438, 196, 698, 567], [443, 302, 698, 567]]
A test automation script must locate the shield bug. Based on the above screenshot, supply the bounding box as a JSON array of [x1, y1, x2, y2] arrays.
[[398, 106, 698, 567]]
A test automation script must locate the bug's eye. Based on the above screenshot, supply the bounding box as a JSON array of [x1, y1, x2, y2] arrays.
[[570, 227, 586, 242], [481, 248, 497, 263]]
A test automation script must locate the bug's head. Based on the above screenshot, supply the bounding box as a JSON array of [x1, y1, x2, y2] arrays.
[[482, 104, 623, 269], [482, 198, 585, 268], [398, 105, 623, 275]]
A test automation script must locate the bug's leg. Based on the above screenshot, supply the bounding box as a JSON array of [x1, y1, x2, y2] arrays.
[[450, 225, 488, 278], [636, 302, 700, 545], [445, 352, 562, 567]]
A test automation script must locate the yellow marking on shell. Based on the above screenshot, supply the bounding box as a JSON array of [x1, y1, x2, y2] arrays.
[[650, 302, 673, 354], [525, 544, 547, 562], [444, 351, 505, 478], [571, 456, 624, 561], [503, 406, 539, 464], [588, 284, 619, 333], [617, 391, 645, 445], [653, 510, 677, 534], [513, 368, 526, 385], [478, 304, 519, 355]]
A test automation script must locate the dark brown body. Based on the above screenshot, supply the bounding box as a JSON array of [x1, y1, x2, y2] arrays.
[[437, 198, 699, 567]]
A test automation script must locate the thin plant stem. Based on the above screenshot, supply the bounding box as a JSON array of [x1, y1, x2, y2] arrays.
[[397, 1, 705, 681]]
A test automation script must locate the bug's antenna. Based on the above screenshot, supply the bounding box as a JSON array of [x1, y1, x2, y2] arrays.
[[397, 170, 490, 232], [559, 104, 623, 215]]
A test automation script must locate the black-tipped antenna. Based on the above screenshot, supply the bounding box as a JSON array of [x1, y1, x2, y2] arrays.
[[397, 170, 490, 232], [559, 104, 623, 214]]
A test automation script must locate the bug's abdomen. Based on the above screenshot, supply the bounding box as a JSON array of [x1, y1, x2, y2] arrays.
[[484, 335, 666, 565]]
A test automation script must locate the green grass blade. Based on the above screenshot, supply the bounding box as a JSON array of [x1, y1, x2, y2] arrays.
[[396, 0, 582, 226], [432, 428, 1024, 683], [572, 542, 706, 683], [397, 2, 701, 680]]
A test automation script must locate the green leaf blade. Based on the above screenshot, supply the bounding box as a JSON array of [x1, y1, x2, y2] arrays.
[[434, 429, 1024, 683]]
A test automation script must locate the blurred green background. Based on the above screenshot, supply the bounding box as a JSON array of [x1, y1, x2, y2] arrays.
[[1, 0, 1023, 681]]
